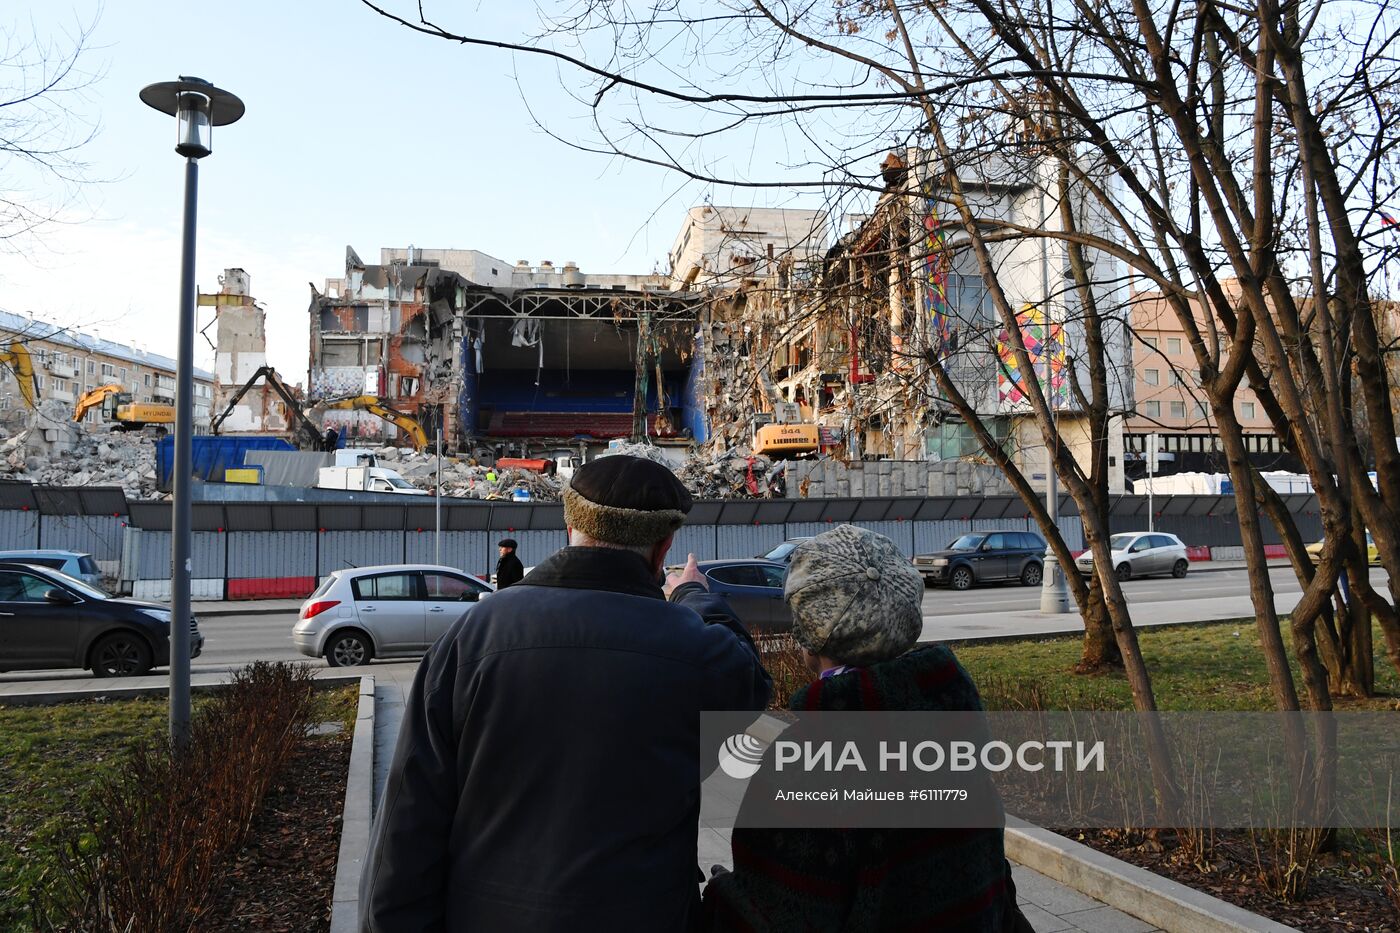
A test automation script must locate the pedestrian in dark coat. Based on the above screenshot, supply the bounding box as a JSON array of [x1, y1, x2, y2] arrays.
[[360, 455, 772, 933], [702, 525, 1031, 932], [494, 537, 525, 588]]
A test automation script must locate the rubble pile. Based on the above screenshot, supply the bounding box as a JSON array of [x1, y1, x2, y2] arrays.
[[0, 427, 159, 499]]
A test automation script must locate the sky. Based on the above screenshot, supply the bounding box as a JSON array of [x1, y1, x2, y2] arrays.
[[0, 1, 831, 382]]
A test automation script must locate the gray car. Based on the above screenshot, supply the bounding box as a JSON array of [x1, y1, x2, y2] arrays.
[[293, 564, 495, 667], [0, 549, 104, 588], [1075, 532, 1189, 581]]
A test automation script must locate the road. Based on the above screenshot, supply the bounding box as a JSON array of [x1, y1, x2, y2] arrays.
[[1, 566, 1390, 688]]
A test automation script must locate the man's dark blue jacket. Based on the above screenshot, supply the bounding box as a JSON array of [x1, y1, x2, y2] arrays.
[[360, 546, 772, 932]]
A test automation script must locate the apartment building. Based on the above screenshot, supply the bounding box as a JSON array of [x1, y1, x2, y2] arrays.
[[0, 309, 215, 426], [1125, 288, 1297, 478]]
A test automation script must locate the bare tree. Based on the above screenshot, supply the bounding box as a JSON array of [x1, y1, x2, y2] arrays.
[[0, 11, 103, 252]]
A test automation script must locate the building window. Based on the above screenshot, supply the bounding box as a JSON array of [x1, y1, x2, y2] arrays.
[[54, 378, 66, 393], [144, 374, 151, 387], [86, 360, 95, 376], [34, 375, 44, 391], [1170, 400, 1185, 418], [1143, 336, 1158, 350], [1144, 400, 1160, 417], [1195, 402, 1209, 419], [1144, 368, 1159, 386], [1241, 401, 1256, 419], [1167, 337, 1182, 354], [1169, 370, 1180, 386], [101, 363, 115, 378]]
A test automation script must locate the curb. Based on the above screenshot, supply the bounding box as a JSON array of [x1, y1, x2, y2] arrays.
[[330, 674, 375, 933], [1005, 819, 1296, 933], [194, 605, 301, 618], [0, 673, 362, 707]]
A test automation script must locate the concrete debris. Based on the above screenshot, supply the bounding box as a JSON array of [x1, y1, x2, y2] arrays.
[[0, 427, 159, 500]]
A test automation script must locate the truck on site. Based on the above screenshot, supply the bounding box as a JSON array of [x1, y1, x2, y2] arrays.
[[495, 448, 585, 482], [315, 449, 428, 496]]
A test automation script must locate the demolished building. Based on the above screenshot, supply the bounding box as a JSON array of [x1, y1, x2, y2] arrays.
[[308, 247, 701, 455], [689, 152, 1133, 492]]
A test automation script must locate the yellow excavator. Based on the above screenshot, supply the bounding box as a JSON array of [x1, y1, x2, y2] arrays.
[[71, 383, 175, 431], [317, 395, 429, 451], [0, 343, 38, 409]]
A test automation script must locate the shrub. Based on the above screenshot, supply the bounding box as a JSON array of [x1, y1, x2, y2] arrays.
[[33, 662, 317, 932]]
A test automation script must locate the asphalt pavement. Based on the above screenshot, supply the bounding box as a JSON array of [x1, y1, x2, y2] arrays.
[[5, 565, 1387, 691]]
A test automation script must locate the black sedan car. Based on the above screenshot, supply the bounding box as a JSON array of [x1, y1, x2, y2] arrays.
[[698, 559, 791, 633], [0, 562, 204, 677], [912, 531, 1048, 590]]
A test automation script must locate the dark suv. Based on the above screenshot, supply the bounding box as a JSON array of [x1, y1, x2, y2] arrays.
[[913, 531, 1048, 590], [0, 562, 203, 677]]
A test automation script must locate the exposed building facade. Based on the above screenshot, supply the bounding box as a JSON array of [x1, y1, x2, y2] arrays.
[[0, 309, 214, 427], [668, 206, 829, 291], [685, 152, 1134, 491], [308, 247, 698, 451]]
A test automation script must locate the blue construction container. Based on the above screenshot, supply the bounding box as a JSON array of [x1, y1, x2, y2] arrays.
[[157, 436, 295, 490]]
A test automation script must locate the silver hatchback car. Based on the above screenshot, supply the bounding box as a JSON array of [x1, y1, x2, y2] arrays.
[[293, 564, 494, 667], [1075, 532, 1190, 581]]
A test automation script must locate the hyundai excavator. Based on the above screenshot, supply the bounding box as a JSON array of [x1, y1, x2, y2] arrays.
[[71, 383, 175, 431]]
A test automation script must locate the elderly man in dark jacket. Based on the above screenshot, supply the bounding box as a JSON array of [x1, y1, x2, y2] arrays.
[[360, 455, 772, 932]]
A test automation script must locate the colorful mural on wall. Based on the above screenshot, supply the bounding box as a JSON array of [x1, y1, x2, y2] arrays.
[[996, 304, 1067, 409], [921, 184, 956, 360]]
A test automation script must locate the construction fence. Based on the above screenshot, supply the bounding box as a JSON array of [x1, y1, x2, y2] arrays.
[[0, 483, 1325, 600]]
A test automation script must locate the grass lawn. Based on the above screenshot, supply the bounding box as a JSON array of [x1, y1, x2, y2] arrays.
[[953, 619, 1400, 711], [0, 686, 357, 933]]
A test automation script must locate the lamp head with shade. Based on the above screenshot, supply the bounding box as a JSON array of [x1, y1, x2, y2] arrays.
[[139, 76, 245, 160]]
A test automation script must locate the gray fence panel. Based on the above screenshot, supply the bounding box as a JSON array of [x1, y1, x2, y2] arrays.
[[227, 530, 317, 578], [405, 531, 492, 577], [846, 520, 915, 556], [913, 520, 976, 553], [1052, 515, 1085, 550], [505, 529, 567, 572], [38, 514, 127, 561], [716, 524, 785, 561], [0, 510, 38, 549], [318, 531, 404, 575], [132, 530, 225, 579], [671, 524, 719, 562]]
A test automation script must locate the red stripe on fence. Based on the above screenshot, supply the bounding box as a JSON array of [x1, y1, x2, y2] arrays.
[[1263, 545, 1288, 559], [227, 577, 317, 600]]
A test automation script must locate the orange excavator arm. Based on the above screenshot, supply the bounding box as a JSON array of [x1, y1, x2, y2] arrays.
[[1, 343, 38, 409]]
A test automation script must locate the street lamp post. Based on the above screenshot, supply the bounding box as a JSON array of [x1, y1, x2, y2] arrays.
[[140, 77, 245, 746], [1038, 180, 1073, 614]]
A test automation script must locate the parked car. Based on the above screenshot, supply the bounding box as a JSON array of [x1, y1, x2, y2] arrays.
[[1305, 531, 1379, 565], [698, 559, 792, 633], [293, 564, 496, 667], [0, 561, 202, 677], [1075, 532, 1189, 581], [913, 531, 1047, 590], [0, 549, 104, 588], [758, 538, 812, 564]]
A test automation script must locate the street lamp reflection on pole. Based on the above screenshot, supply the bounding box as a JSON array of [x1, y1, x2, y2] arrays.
[[139, 76, 245, 746]]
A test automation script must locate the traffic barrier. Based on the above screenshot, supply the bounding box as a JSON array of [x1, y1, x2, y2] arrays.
[[226, 576, 317, 600], [1262, 544, 1288, 559], [1210, 545, 1245, 561], [1185, 545, 1212, 562]]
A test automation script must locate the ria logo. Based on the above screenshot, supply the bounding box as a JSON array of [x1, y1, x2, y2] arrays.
[[717, 732, 766, 779]]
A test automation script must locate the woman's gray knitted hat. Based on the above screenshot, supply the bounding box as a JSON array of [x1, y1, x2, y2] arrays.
[[783, 524, 924, 665]]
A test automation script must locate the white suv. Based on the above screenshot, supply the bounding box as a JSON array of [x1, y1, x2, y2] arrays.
[[293, 564, 495, 667]]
